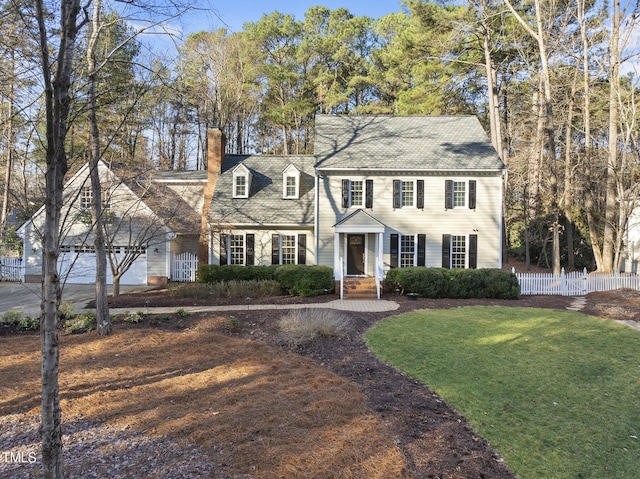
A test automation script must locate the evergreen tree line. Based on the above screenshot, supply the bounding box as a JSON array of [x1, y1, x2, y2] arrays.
[[1, 0, 639, 273]]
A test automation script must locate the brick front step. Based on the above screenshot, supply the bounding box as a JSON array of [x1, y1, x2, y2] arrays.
[[343, 277, 378, 299]]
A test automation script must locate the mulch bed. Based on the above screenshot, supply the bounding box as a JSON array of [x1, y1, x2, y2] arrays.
[[97, 290, 592, 479]]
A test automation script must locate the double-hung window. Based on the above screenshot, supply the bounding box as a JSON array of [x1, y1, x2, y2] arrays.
[[229, 235, 244, 265], [220, 233, 255, 266], [80, 186, 92, 209], [393, 180, 425, 209], [401, 181, 414, 207], [342, 179, 373, 208], [272, 233, 307, 265], [442, 234, 478, 269], [234, 175, 247, 198], [390, 233, 426, 268], [400, 235, 416, 267], [445, 180, 476, 209]]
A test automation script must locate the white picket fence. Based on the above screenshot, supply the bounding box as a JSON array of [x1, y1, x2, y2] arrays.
[[171, 252, 198, 282], [514, 267, 640, 296], [0, 257, 24, 282]]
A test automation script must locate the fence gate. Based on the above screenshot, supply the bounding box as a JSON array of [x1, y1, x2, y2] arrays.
[[0, 257, 23, 282], [171, 253, 198, 282]]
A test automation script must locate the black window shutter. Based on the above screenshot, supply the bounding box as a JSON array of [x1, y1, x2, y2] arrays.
[[342, 179, 349, 208], [445, 180, 453, 209], [417, 180, 424, 209], [245, 234, 255, 266], [469, 180, 476, 209], [271, 234, 280, 265], [220, 234, 228, 265], [365, 179, 374, 208], [393, 180, 401, 209], [469, 234, 478, 269], [390, 234, 399, 268], [442, 234, 451, 269], [417, 234, 426, 267], [297, 234, 307, 265]]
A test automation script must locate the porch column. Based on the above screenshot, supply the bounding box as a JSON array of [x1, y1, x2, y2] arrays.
[[333, 232, 341, 281]]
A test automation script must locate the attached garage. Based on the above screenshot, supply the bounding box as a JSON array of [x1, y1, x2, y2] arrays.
[[58, 245, 147, 285]]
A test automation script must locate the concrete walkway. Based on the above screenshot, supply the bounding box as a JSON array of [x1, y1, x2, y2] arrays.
[[105, 298, 400, 316]]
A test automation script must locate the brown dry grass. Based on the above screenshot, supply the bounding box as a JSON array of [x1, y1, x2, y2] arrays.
[[1, 316, 408, 478]]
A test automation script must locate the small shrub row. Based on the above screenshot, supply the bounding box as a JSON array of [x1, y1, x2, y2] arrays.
[[197, 264, 334, 297], [384, 267, 520, 299], [197, 265, 278, 283], [170, 280, 282, 299]]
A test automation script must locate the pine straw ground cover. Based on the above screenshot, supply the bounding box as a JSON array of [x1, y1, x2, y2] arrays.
[[1, 319, 407, 478]]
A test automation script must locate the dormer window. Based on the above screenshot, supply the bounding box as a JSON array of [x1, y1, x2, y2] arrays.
[[232, 164, 252, 199], [282, 164, 300, 199]]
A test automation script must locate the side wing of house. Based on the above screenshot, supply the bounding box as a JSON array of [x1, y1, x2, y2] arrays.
[[314, 115, 505, 282], [207, 154, 315, 267], [17, 161, 174, 285]]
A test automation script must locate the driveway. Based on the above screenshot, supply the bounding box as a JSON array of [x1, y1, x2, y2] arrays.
[[0, 282, 152, 319]]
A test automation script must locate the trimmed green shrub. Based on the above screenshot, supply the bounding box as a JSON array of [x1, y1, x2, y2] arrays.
[[18, 316, 40, 331], [383, 267, 520, 299], [64, 313, 96, 334], [274, 265, 334, 297], [197, 265, 278, 283]]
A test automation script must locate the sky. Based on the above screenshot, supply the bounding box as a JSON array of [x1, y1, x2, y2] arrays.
[[177, 0, 405, 36]]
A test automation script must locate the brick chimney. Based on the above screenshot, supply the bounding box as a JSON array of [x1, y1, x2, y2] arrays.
[[199, 128, 225, 267]]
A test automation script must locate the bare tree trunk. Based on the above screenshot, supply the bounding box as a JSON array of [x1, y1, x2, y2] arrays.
[[0, 50, 15, 246], [602, 0, 620, 272], [578, 0, 603, 271], [86, 0, 111, 336], [563, 68, 579, 270], [35, 1, 85, 476]]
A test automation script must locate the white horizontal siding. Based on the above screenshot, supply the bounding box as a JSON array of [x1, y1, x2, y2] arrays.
[[317, 173, 502, 271]]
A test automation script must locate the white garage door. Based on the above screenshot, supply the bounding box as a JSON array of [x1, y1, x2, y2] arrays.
[[58, 246, 147, 285]]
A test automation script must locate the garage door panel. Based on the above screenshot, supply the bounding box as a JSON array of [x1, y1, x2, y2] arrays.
[[58, 248, 147, 285]]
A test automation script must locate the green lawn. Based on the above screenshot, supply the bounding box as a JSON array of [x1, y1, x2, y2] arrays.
[[365, 306, 640, 479]]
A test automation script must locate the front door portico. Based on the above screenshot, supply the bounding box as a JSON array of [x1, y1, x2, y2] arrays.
[[333, 210, 386, 299]]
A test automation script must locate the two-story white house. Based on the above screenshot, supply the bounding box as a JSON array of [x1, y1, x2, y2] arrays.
[[204, 115, 505, 298], [18, 115, 505, 298]]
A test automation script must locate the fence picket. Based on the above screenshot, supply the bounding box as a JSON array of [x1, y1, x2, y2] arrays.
[[513, 267, 640, 296]]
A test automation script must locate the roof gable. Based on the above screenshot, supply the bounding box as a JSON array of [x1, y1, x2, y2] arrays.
[[314, 115, 504, 171]]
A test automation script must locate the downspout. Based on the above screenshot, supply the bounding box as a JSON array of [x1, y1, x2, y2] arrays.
[[499, 171, 504, 268]]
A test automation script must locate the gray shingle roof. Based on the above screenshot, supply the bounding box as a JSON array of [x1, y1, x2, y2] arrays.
[[314, 115, 504, 171], [209, 155, 315, 226]]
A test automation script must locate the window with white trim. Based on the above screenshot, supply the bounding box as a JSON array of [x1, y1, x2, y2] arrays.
[[272, 233, 307, 265], [401, 181, 414, 207], [342, 179, 373, 208], [285, 175, 298, 198], [80, 186, 92, 209], [400, 235, 416, 267], [350, 180, 364, 207], [281, 235, 296, 264], [453, 181, 466, 207], [234, 174, 247, 198], [230, 235, 244, 265], [451, 235, 466, 268], [445, 180, 476, 210]]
